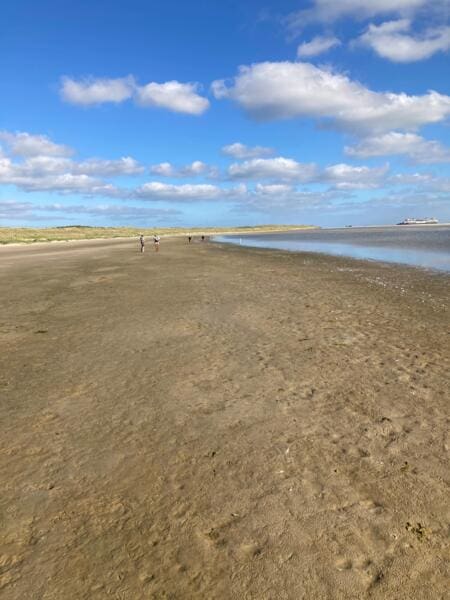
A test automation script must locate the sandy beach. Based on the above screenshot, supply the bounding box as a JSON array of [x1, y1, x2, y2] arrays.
[[0, 236, 449, 599]]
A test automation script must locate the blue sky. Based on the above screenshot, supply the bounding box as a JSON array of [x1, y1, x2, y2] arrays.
[[1, 0, 449, 228]]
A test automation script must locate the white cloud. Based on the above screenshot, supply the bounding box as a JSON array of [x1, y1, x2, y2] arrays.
[[60, 76, 135, 105], [3, 131, 448, 219], [0, 135, 394, 198], [287, 0, 431, 30], [135, 181, 246, 202], [16, 155, 144, 177], [222, 142, 275, 159], [227, 156, 389, 189], [1, 155, 73, 177], [323, 163, 389, 189], [75, 157, 144, 176], [0, 155, 143, 181], [183, 160, 207, 176], [389, 172, 434, 186], [389, 172, 450, 192], [149, 162, 175, 177], [212, 61, 450, 133], [14, 173, 120, 196], [345, 132, 450, 163], [228, 157, 318, 182], [359, 20, 450, 62], [254, 183, 295, 195], [0, 131, 144, 195], [149, 160, 218, 178], [0, 131, 73, 157], [135, 81, 209, 115], [60, 76, 209, 115], [136, 182, 220, 200], [297, 35, 341, 57], [0, 157, 120, 198]]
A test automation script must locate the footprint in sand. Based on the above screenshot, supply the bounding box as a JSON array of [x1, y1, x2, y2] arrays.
[[335, 557, 352, 571], [359, 499, 384, 515], [335, 555, 384, 590], [237, 543, 262, 560]]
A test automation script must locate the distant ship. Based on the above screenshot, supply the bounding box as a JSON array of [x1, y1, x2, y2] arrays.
[[397, 217, 439, 225]]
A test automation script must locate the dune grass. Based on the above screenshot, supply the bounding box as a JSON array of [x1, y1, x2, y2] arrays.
[[0, 225, 316, 245]]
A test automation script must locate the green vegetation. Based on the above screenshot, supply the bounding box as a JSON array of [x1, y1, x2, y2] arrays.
[[0, 224, 316, 245]]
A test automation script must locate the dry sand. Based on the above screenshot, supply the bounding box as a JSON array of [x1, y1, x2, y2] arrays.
[[0, 237, 449, 599]]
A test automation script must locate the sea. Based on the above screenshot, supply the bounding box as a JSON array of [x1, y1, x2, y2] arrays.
[[215, 225, 450, 273]]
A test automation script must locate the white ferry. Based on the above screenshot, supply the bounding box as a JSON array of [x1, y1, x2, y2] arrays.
[[397, 217, 439, 225]]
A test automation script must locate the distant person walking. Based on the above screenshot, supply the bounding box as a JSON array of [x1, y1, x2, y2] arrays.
[[153, 234, 160, 252], [201, 235, 205, 242], [188, 235, 192, 244], [139, 234, 145, 253]]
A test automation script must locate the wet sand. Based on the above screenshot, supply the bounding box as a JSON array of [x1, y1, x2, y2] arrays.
[[0, 237, 449, 599]]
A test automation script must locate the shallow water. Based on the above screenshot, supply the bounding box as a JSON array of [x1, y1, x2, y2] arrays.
[[215, 225, 450, 273]]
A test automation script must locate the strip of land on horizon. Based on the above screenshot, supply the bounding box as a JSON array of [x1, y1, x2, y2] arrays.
[[0, 224, 315, 245], [0, 237, 448, 599]]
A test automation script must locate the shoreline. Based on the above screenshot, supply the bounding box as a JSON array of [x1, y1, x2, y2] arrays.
[[0, 225, 317, 247], [3, 230, 449, 278], [214, 225, 450, 275], [213, 239, 450, 277], [1, 238, 448, 599]]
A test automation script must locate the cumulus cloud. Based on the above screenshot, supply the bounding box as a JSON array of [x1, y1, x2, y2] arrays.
[[149, 162, 174, 177], [0, 130, 395, 199], [61, 76, 209, 115], [0, 155, 142, 194], [389, 172, 450, 192], [0, 131, 73, 157], [254, 183, 295, 195], [3, 131, 448, 217], [134, 182, 246, 202], [358, 20, 450, 62], [74, 157, 143, 176], [297, 35, 341, 57], [345, 132, 450, 163], [149, 160, 218, 178], [136, 182, 221, 200], [286, 0, 430, 31], [0, 132, 144, 196], [212, 61, 450, 133], [16, 174, 120, 196], [227, 156, 389, 189], [221, 142, 275, 159], [60, 76, 135, 105], [181, 160, 209, 176], [228, 157, 318, 182], [389, 172, 434, 186], [135, 81, 209, 115], [323, 163, 389, 189], [14, 155, 144, 177]]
